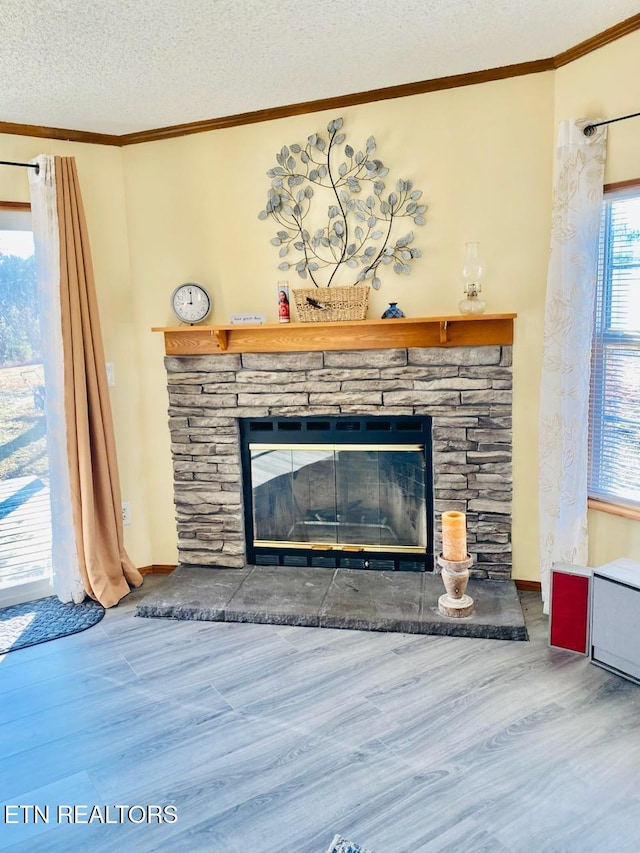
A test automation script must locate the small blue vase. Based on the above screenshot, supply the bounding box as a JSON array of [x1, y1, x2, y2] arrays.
[[381, 302, 405, 319]]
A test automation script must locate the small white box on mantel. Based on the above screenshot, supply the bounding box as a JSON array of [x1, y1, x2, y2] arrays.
[[230, 313, 266, 325]]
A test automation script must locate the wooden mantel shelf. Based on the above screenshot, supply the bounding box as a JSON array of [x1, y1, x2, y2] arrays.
[[152, 314, 516, 356]]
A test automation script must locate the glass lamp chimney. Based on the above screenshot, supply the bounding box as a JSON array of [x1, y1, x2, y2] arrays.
[[459, 242, 486, 314]]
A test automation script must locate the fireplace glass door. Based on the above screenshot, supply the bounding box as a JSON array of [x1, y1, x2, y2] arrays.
[[249, 444, 427, 552]]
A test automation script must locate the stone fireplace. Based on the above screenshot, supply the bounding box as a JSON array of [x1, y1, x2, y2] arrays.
[[162, 328, 513, 579]]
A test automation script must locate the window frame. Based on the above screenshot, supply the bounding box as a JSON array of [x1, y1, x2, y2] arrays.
[[0, 200, 31, 223], [587, 179, 640, 521]]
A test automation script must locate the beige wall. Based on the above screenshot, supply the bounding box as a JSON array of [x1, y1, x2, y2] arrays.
[[555, 30, 640, 568], [2, 29, 639, 580]]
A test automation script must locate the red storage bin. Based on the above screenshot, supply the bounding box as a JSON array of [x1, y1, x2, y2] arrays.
[[549, 562, 592, 654]]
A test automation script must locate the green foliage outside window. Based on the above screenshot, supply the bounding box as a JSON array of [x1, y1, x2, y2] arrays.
[[0, 251, 40, 367]]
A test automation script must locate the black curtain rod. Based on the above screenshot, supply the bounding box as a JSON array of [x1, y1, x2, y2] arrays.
[[0, 159, 40, 174], [584, 111, 640, 137]]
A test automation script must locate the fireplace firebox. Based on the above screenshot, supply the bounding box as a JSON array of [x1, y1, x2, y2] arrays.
[[240, 416, 434, 571]]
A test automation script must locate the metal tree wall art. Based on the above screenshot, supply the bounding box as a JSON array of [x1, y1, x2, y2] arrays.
[[258, 117, 427, 288]]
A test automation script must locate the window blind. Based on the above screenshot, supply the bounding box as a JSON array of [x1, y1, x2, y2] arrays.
[[588, 187, 640, 508]]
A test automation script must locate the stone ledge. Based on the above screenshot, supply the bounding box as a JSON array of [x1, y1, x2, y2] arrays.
[[137, 565, 527, 641]]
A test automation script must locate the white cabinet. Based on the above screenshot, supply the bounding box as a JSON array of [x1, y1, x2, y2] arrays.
[[590, 558, 640, 684]]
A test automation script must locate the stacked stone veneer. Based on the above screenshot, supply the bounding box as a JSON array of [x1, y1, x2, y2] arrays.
[[165, 344, 513, 578]]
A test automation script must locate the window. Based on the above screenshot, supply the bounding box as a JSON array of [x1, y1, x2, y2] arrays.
[[0, 205, 38, 367], [0, 203, 53, 604], [588, 185, 640, 512]]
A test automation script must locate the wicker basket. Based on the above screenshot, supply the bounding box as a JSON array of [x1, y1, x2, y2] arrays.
[[292, 285, 370, 322]]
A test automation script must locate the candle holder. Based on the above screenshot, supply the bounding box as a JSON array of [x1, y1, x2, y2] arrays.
[[437, 553, 475, 618]]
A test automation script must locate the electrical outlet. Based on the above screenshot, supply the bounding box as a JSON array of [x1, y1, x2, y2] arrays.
[[106, 362, 115, 387], [122, 501, 131, 525]]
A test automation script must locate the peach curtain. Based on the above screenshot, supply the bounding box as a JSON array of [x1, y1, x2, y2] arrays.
[[30, 155, 142, 607], [54, 157, 143, 606]]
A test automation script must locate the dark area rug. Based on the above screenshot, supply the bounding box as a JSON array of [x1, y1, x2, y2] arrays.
[[0, 595, 105, 654]]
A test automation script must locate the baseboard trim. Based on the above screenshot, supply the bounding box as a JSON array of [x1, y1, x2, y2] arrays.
[[514, 579, 542, 592], [139, 565, 177, 575]]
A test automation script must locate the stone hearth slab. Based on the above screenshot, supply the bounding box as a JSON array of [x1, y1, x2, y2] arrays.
[[420, 575, 527, 640], [225, 565, 335, 627], [320, 570, 423, 633], [135, 565, 252, 621], [137, 565, 527, 640]]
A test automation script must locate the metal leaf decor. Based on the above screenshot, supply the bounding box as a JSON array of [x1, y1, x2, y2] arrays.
[[258, 117, 427, 288]]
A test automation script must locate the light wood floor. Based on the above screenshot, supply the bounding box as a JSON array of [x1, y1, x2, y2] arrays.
[[1, 577, 639, 852]]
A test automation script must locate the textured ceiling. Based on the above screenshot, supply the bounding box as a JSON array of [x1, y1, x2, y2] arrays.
[[0, 0, 639, 135]]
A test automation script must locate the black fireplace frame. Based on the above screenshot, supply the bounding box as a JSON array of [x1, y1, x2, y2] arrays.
[[239, 415, 434, 571]]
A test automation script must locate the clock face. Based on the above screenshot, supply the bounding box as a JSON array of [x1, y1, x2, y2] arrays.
[[171, 283, 211, 324]]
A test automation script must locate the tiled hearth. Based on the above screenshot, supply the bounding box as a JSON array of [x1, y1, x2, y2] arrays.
[[164, 343, 513, 577]]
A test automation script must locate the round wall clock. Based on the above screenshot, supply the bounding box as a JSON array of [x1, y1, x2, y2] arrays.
[[171, 283, 211, 324]]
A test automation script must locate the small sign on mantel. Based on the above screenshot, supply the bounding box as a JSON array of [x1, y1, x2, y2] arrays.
[[230, 313, 266, 325]]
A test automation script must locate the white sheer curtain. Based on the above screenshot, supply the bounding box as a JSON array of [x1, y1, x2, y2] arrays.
[[29, 155, 84, 603], [538, 119, 607, 612]]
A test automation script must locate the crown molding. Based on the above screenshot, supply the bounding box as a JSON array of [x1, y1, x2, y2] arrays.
[[1, 12, 639, 148], [0, 119, 120, 147], [553, 11, 640, 67], [119, 58, 553, 146]]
